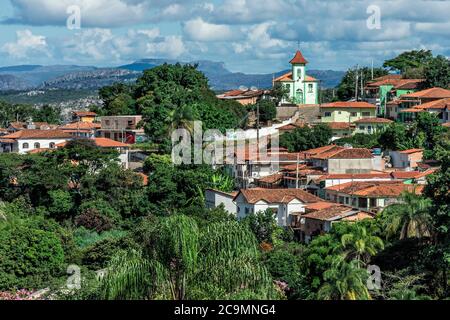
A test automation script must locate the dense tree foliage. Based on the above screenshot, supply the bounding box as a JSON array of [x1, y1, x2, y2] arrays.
[[0, 101, 62, 127], [336, 67, 388, 100], [280, 124, 332, 152]]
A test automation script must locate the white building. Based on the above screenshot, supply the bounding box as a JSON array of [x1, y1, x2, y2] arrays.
[[205, 189, 238, 215], [233, 188, 323, 226], [0, 129, 72, 154]]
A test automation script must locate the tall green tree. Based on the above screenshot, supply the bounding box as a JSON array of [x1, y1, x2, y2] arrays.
[[99, 215, 278, 300], [337, 66, 387, 101], [383, 50, 434, 73], [381, 192, 433, 240], [424, 55, 450, 89]]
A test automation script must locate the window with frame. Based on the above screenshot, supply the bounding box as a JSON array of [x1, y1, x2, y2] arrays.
[[351, 112, 357, 117], [324, 112, 331, 117], [34, 142, 40, 149], [22, 143, 29, 149], [308, 84, 313, 93], [362, 112, 371, 117]]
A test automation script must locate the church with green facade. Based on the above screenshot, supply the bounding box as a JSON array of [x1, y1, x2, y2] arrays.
[[273, 50, 319, 105]]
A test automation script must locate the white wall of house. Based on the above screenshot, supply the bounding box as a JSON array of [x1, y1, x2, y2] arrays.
[[205, 190, 237, 215], [327, 158, 376, 174], [17, 138, 70, 154], [235, 194, 307, 227]]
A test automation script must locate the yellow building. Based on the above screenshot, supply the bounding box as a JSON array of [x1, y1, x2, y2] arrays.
[[72, 111, 97, 123], [320, 101, 377, 123]]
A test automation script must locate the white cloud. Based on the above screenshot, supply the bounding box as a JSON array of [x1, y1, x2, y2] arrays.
[[6, 0, 149, 27], [146, 36, 186, 58], [1, 29, 50, 59], [59, 27, 186, 64], [183, 17, 234, 42]]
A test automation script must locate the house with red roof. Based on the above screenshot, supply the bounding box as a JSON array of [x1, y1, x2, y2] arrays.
[[388, 148, 424, 170], [273, 50, 318, 105], [233, 188, 323, 226], [216, 89, 268, 106], [324, 181, 424, 213], [0, 129, 72, 154]]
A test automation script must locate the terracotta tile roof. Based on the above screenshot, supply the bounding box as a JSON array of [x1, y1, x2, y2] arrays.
[[8, 122, 58, 130], [390, 169, 437, 179], [313, 148, 373, 160], [353, 117, 393, 124], [273, 72, 317, 82], [372, 74, 403, 82], [401, 87, 450, 99], [235, 188, 322, 204], [73, 111, 97, 117], [443, 122, 450, 128], [56, 138, 129, 148], [273, 72, 293, 82], [257, 173, 284, 184], [92, 138, 129, 148], [399, 148, 423, 154], [321, 101, 376, 108], [316, 172, 391, 181], [393, 79, 424, 90], [1, 129, 72, 140], [206, 189, 239, 198], [290, 50, 308, 64], [220, 89, 265, 98], [326, 181, 425, 197], [304, 144, 341, 156], [411, 98, 450, 110], [59, 122, 101, 130], [302, 205, 371, 221], [304, 75, 318, 82], [341, 211, 375, 221], [326, 122, 352, 130], [282, 164, 309, 171], [305, 201, 337, 212]]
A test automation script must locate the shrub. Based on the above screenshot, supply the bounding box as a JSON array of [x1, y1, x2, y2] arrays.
[[75, 208, 113, 232], [0, 224, 65, 290]]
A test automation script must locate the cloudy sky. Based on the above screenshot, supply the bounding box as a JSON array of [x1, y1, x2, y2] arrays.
[[0, 0, 449, 73]]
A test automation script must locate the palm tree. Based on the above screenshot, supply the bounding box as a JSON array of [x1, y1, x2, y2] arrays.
[[99, 215, 277, 300], [340, 225, 384, 266], [318, 255, 371, 300], [166, 105, 196, 136], [382, 192, 433, 240]]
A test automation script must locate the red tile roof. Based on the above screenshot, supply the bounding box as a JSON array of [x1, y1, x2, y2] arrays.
[[353, 118, 393, 124], [59, 122, 101, 130], [399, 148, 423, 154], [2, 129, 72, 139], [321, 101, 376, 108], [305, 201, 337, 212], [316, 172, 391, 181], [401, 87, 450, 99], [73, 111, 97, 117], [273, 72, 317, 82], [326, 122, 352, 130], [312, 147, 373, 160], [302, 205, 373, 222], [257, 173, 284, 184], [326, 181, 424, 197], [290, 50, 308, 64], [56, 138, 129, 148], [390, 169, 436, 179], [410, 98, 450, 110], [235, 188, 322, 204]]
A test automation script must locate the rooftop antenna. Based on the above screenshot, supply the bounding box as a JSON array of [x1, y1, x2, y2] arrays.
[[355, 65, 359, 101]]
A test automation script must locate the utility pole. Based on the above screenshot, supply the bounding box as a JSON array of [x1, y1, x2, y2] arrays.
[[360, 70, 364, 100], [295, 153, 299, 189], [371, 59, 374, 80], [256, 102, 260, 159], [355, 65, 359, 101]]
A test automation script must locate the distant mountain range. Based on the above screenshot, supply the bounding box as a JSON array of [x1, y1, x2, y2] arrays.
[[0, 59, 345, 92]]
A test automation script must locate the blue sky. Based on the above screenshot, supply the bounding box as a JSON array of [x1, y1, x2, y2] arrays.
[[0, 0, 449, 74]]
